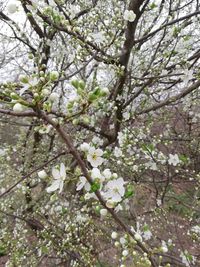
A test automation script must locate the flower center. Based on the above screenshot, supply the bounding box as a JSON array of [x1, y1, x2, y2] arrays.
[[92, 153, 97, 160]]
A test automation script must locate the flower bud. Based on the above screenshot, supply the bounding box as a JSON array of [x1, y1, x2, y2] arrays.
[[38, 170, 48, 179], [50, 71, 59, 81], [13, 103, 24, 112], [100, 209, 108, 217], [111, 232, 118, 239]]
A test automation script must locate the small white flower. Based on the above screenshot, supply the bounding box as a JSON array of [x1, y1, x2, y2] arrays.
[[106, 200, 115, 208], [102, 168, 112, 179], [38, 170, 48, 179], [46, 163, 66, 193], [168, 154, 180, 166], [42, 89, 50, 96], [7, 3, 18, 14], [76, 176, 91, 191], [161, 246, 168, 253], [156, 199, 162, 206], [111, 232, 118, 239], [100, 209, 108, 217], [13, 103, 24, 112], [49, 92, 59, 102], [145, 161, 158, 171], [182, 69, 193, 84], [92, 136, 103, 146], [38, 125, 52, 134], [122, 249, 129, 257], [0, 148, 6, 157], [91, 32, 106, 45], [104, 178, 126, 203], [80, 142, 90, 152], [180, 251, 196, 267], [119, 237, 126, 245], [84, 192, 96, 200], [87, 147, 104, 167], [123, 111, 130, 120], [69, 4, 80, 19], [134, 233, 142, 242], [143, 230, 152, 240], [91, 168, 105, 183], [123, 10, 136, 22], [114, 147, 123, 158], [191, 225, 200, 235]]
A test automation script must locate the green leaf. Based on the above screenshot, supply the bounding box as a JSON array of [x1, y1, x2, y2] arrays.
[[125, 185, 134, 198], [179, 154, 189, 164]]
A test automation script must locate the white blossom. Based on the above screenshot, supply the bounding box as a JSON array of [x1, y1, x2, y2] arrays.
[[122, 249, 129, 257], [69, 4, 80, 19], [80, 142, 90, 152], [76, 176, 91, 191], [123, 10, 136, 22], [7, 3, 18, 14], [102, 168, 112, 179], [134, 233, 142, 242], [91, 168, 105, 183], [100, 209, 107, 217], [91, 32, 106, 45], [168, 154, 180, 166], [46, 163, 66, 193], [114, 147, 123, 158], [104, 178, 126, 203], [143, 230, 152, 240], [49, 92, 59, 102], [87, 147, 104, 167], [111, 232, 118, 239]]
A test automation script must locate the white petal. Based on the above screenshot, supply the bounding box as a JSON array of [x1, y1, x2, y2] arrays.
[[88, 146, 95, 154], [76, 176, 86, 191], [59, 180, 64, 193], [103, 169, 112, 179], [84, 182, 91, 192], [112, 193, 122, 203], [91, 168, 101, 179], [60, 163, 66, 179], [52, 167, 60, 179], [46, 180, 60, 193], [96, 149, 103, 157], [119, 186, 125, 197]]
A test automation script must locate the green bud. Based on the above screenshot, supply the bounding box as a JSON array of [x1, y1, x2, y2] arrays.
[[71, 79, 79, 89], [19, 75, 29, 84], [50, 71, 59, 81], [10, 92, 19, 100], [78, 80, 85, 90]]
